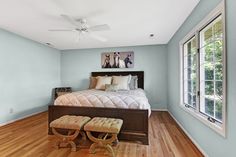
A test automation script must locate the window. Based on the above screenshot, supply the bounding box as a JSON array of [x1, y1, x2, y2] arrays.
[[180, 2, 226, 136], [199, 15, 224, 123], [183, 37, 197, 109]]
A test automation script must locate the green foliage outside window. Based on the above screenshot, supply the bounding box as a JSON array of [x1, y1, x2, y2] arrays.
[[202, 18, 223, 121], [184, 16, 223, 122]]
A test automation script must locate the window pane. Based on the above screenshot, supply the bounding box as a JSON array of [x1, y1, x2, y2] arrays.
[[192, 38, 197, 50], [205, 81, 214, 95], [204, 63, 214, 80], [199, 15, 224, 121], [205, 98, 214, 117], [183, 36, 197, 108], [215, 100, 223, 121], [187, 55, 191, 67], [187, 55, 197, 68], [187, 68, 191, 79], [193, 95, 196, 108], [188, 93, 192, 105], [215, 40, 223, 62], [188, 80, 192, 92], [192, 78, 197, 93], [215, 63, 223, 80], [187, 42, 192, 55], [215, 81, 223, 97], [204, 43, 214, 62], [214, 19, 223, 39], [203, 26, 213, 46]]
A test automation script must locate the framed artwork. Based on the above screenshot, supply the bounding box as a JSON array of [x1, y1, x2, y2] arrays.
[[101, 51, 134, 68]]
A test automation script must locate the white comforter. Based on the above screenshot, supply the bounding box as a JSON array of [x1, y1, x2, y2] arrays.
[[54, 89, 151, 116]]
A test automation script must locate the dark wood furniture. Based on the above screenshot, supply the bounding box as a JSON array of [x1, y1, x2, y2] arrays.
[[48, 71, 149, 145], [52, 87, 72, 101]]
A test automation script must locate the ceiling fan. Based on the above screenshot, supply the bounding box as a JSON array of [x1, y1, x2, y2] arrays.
[[49, 14, 110, 42]]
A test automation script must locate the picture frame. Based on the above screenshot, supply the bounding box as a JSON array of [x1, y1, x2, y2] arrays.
[[101, 51, 134, 68]]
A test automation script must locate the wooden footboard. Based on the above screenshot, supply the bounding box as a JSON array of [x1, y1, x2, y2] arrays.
[[48, 105, 149, 145]]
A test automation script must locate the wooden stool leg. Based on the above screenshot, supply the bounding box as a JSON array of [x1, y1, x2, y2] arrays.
[[112, 137, 119, 146], [68, 130, 75, 135], [54, 141, 60, 149], [105, 144, 115, 157], [89, 143, 98, 154], [52, 128, 80, 151], [86, 131, 118, 156], [68, 141, 77, 152]]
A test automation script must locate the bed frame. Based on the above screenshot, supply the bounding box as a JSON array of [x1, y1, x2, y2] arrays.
[[48, 71, 149, 145]]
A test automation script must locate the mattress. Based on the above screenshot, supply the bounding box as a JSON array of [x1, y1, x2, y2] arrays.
[[54, 89, 151, 116]]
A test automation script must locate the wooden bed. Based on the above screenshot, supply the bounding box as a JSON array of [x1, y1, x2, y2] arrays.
[[48, 71, 149, 145]]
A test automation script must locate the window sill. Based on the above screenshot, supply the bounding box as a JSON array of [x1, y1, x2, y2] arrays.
[[179, 104, 226, 137]]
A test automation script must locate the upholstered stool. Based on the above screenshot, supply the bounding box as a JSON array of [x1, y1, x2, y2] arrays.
[[50, 115, 91, 151], [84, 117, 123, 157]]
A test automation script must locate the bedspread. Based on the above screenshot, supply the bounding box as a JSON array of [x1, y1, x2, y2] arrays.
[[54, 89, 151, 116]]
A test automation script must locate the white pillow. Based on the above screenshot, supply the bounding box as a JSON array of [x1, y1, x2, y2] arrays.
[[95, 76, 112, 90], [129, 75, 138, 90], [112, 75, 131, 90]]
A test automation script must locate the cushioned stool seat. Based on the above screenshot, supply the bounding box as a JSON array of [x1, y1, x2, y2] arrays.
[[84, 117, 123, 157], [50, 115, 91, 151]]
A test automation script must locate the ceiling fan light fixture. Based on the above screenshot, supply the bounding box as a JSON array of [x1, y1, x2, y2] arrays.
[[76, 18, 87, 24]]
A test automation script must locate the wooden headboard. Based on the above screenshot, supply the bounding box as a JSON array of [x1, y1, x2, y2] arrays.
[[91, 71, 144, 89]]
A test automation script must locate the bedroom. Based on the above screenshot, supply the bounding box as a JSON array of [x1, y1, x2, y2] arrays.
[[0, 0, 235, 156]]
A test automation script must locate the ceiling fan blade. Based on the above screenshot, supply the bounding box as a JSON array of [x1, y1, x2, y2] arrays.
[[89, 24, 110, 31], [61, 14, 81, 27], [88, 33, 107, 42], [48, 29, 74, 32]]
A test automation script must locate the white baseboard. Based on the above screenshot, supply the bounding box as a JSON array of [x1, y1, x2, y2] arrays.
[[168, 111, 208, 157], [0, 109, 47, 127], [151, 109, 168, 111]]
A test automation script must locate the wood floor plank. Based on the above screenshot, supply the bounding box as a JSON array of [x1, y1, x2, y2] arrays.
[[0, 111, 204, 157]]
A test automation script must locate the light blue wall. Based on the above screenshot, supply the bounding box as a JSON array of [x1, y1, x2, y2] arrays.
[[2, 1, 235, 155], [61, 45, 168, 109], [0, 29, 61, 124], [167, 0, 236, 156]]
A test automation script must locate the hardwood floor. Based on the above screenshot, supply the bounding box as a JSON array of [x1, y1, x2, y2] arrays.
[[0, 111, 203, 157]]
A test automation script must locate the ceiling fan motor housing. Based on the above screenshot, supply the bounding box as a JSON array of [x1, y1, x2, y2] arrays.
[[76, 18, 87, 24]]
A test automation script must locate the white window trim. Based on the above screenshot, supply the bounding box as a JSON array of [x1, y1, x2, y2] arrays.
[[179, 1, 227, 137]]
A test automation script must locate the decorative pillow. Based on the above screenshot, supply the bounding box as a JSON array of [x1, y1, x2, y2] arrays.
[[127, 74, 132, 84], [129, 75, 138, 90], [105, 84, 119, 92], [89, 76, 97, 89], [95, 76, 112, 90], [112, 75, 131, 90]]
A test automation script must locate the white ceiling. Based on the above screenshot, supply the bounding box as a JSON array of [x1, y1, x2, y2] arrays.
[[0, 0, 199, 50]]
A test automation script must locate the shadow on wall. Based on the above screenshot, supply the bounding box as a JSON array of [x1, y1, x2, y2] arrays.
[[74, 79, 90, 91]]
